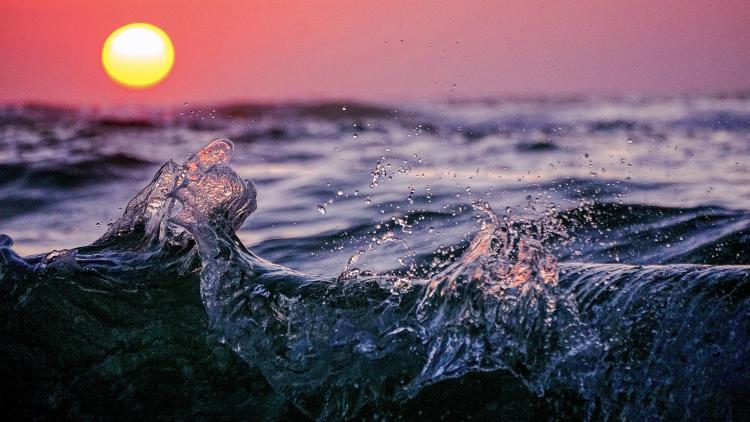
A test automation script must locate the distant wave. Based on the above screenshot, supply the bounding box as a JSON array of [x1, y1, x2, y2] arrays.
[[0, 153, 153, 188]]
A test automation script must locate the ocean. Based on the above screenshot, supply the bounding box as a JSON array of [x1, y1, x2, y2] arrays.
[[1, 94, 749, 420]]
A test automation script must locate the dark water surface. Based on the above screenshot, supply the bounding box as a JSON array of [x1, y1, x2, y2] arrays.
[[1, 95, 749, 420]]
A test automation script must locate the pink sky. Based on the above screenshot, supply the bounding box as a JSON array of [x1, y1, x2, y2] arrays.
[[1, 0, 748, 105]]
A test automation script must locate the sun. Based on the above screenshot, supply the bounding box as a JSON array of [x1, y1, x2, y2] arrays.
[[102, 23, 174, 89]]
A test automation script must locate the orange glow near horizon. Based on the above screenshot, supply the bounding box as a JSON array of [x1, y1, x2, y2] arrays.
[[102, 23, 174, 89], [0, 0, 748, 105]]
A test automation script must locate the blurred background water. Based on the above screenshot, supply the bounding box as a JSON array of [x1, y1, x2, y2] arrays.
[[1, 94, 749, 270]]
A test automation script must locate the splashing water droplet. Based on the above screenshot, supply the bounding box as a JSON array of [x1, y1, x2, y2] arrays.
[[317, 204, 327, 214]]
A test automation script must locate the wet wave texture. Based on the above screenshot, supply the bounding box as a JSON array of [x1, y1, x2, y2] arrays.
[[1, 135, 749, 420]]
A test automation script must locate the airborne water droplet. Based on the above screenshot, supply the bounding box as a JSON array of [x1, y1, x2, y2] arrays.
[[317, 204, 327, 214]]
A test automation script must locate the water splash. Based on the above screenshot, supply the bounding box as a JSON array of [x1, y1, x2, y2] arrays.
[[1, 139, 748, 421], [150, 140, 594, 419], [177, 141, 748, 420]]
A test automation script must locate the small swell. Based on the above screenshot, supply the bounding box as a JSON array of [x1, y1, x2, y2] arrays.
[[0, 153, 153, 189]]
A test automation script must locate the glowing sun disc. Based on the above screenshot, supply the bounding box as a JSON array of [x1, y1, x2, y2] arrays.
[[102, 23, 174, 88]]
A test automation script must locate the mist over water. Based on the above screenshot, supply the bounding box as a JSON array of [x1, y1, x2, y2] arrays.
[[1, 94, 749, 420]]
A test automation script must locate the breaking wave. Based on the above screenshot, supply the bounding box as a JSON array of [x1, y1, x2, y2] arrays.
[[2, 139, 748, 420]]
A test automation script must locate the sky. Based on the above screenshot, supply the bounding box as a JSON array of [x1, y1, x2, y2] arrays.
[[1, 0, 748, 105]]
